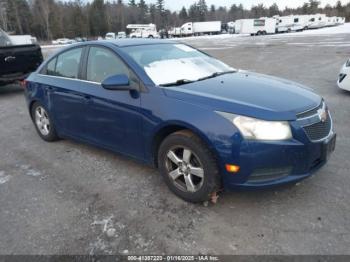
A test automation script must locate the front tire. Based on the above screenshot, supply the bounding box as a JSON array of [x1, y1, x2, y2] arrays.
[[31, 102, 59, 142], [158, 130, 221, 203]]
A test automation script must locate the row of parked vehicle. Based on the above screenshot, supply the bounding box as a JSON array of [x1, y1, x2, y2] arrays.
[[79, 14, 347, 43], [231, 14, 346, 35], [51, 37, 88, 45], [166, 14, 346, 37]]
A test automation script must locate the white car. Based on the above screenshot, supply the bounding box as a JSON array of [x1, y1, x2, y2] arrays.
[[117, 32, 127, 38], [52, 38, 73, 45], [338, 59, 350, 91]]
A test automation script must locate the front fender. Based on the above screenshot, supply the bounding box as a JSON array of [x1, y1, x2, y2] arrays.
[[142, 91, 243, 172]]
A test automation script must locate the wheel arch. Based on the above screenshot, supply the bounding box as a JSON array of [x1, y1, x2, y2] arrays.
[[29, 99, 39, 120], [151, 121, 221, 168]]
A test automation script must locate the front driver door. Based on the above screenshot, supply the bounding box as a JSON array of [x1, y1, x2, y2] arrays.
[[81, 46, 144, 160]]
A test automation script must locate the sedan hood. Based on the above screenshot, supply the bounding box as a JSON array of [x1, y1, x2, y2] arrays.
[[162, 71, 321, 121]]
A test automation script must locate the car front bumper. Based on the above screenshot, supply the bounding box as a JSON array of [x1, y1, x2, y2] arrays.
[[219, 133, 336, 190], [337, 63, 350, 91]]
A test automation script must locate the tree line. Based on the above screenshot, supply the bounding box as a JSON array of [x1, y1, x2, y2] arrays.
[[0, 0, 349, 40]]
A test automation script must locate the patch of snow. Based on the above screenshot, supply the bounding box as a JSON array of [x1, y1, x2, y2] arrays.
[[89, 237, 110, 255], [26, 169, 41, 177], [171, 33, 245, 41], [144, 57, 232, 85], [20, 164, 30, 170], [106, 228, 116, 238], [0, 171, 11, 185], [91, 215, 114, 233], [201, 47, 228, 50], [41, 44, 70, 49]]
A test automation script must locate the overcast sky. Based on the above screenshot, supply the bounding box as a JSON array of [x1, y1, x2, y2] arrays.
[[155, 0, 350, 10]]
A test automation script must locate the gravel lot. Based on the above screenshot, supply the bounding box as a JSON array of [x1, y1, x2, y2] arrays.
[[1, 31, 350, 255]]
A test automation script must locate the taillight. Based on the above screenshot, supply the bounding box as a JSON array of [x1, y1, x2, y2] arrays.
[[20, 79, 28, 88]]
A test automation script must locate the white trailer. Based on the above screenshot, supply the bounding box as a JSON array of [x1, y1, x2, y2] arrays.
[[168, 27, 182, 37], [127, 24, 159, 38], [237, 18, 276, 35], [336, 17, 346, 25], [234, 19, 242, 34], [326, 16, 338, 27], [277, 15, 309, 33], [180, 21, 221, 36], [308, 14, 327, 29]]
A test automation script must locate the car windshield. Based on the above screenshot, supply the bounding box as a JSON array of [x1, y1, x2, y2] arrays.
[[123, 43, 235, 86], [0, 29, 12, 47]]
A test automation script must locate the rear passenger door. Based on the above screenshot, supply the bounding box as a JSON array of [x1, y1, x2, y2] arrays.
[[40, 47, 87, 138], [81, 46, 143, 159]]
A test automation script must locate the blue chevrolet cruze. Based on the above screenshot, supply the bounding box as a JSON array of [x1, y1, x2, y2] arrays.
[[24, 39, 336, 203]]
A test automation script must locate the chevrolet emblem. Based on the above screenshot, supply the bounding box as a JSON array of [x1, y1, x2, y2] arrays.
[[317, 108, 328, 123]]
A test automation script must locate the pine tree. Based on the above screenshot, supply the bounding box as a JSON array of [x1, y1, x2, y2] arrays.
[[179, 6, 188, 21], [138, 0, 148, 23], [89, 0, 107, 37], [268, 3, 279, 16], [189, 3, 199, 22], [197, 0, 207, 21], [128, 0, 136, 7], [149, 3, 156, 23]]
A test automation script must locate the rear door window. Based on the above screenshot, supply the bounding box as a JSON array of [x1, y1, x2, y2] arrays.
[[46, 58, 57, 76], [55, 48, 83, 79]]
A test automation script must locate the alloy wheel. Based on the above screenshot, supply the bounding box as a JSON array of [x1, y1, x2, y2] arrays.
[[165, 147, 204, 193], [35, 106, 50, 136]]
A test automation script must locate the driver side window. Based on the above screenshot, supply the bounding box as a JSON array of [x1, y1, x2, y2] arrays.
[[87, 47, 129, 83]]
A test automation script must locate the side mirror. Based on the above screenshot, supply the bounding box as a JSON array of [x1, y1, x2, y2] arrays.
[[101, 74, 133, 91]]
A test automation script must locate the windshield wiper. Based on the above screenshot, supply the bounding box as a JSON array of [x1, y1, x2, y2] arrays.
[[197, 70, 237, 81], [160, 79, 195, 87], [160, 70, 237, 87]]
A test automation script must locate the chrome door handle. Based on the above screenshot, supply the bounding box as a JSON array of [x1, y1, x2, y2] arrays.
[[4, 56, 16, 62]]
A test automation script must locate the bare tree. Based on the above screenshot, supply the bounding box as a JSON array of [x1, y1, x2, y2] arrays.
[[35, 0, 52, 39], [0, 1, 8, 30]]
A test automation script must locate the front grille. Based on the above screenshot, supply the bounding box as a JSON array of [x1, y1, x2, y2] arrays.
[[303, 111, 332, 141]]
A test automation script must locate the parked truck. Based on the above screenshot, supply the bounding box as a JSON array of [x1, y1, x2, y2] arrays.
[[0, 29, 43, 86], [236, 18, 276, 35], [168, 27, 182, 38], [180, 21, 222, 36], [127, 24, 159, 38]]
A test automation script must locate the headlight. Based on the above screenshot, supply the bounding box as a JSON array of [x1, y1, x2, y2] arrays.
[[217, 112, 292, 141]]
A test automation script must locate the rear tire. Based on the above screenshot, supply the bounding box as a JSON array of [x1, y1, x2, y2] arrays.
[[158, 130, 221, 203], [31, 102, 59, 142]]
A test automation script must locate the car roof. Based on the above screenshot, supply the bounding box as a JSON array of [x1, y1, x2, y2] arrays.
[[91, 39, 175, 47]]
